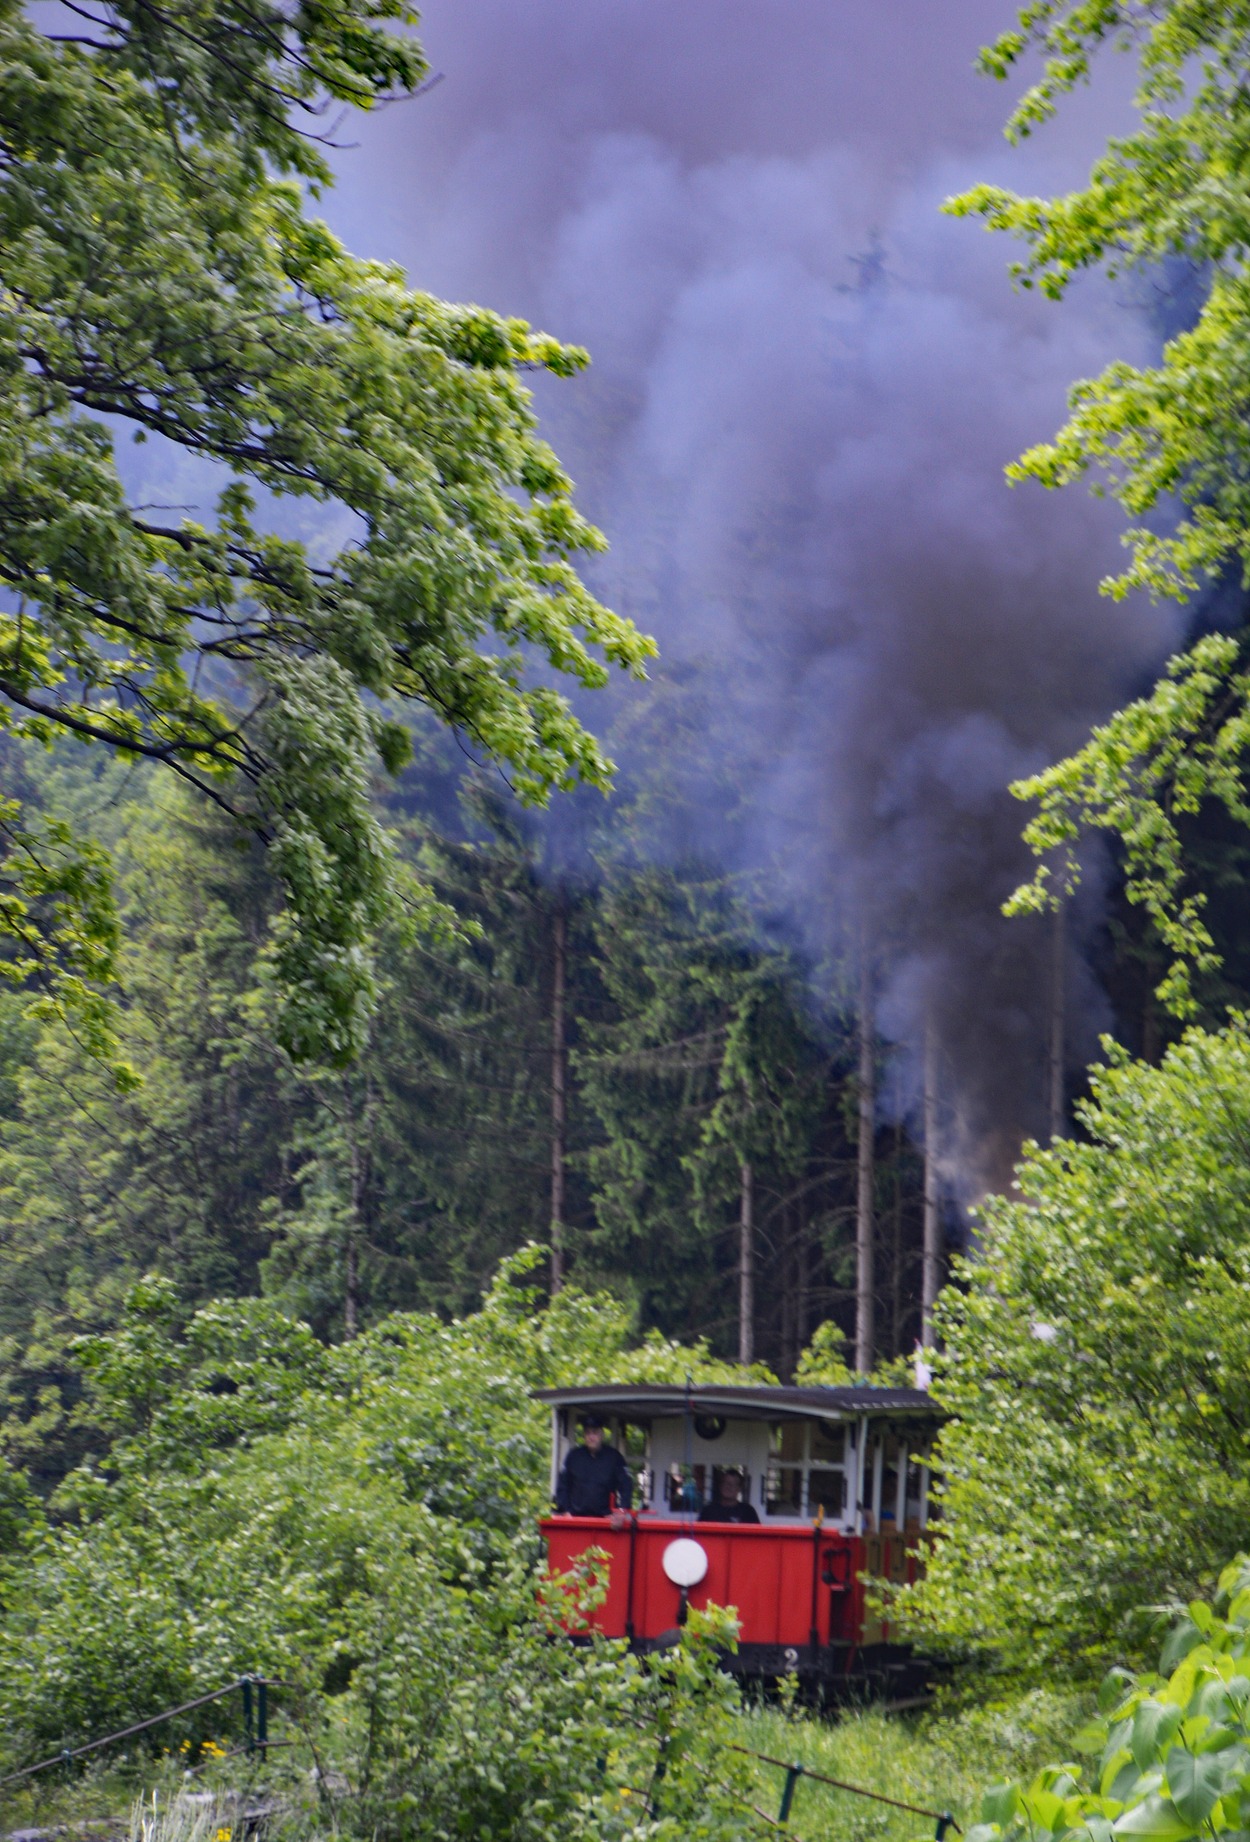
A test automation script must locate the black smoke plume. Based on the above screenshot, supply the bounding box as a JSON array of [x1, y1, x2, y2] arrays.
[[325, 0, 1182, 1195]]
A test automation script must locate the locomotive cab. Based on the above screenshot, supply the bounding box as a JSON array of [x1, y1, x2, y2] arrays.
[[537, 1381, 941, 1686]]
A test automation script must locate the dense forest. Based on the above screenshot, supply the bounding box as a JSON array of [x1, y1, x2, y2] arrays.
[[10, 685, 1250, 1480], [0, 712, 926, 1454]]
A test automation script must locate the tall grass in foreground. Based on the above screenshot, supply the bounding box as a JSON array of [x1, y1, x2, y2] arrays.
[[129, 1791, 221, 1842], [736, 1693, 1090, 1842]]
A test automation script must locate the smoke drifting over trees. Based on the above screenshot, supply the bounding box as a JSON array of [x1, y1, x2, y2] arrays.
[[327, 0, 1182, 1194]]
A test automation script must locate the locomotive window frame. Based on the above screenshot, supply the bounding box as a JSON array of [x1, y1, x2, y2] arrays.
[[863, 1427, 931, 1532], [764, 1419, 852, 1523]]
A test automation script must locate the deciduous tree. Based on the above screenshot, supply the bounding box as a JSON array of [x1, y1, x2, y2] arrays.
[[901, 1018, 1250, 1676], [955, 4, 1250, 1014], [0, 0, 651, 1064]]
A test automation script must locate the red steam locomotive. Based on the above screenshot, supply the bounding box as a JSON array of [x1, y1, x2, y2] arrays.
[[538, 1381, 940, 1688]]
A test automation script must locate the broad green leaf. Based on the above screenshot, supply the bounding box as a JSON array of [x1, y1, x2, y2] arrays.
[[1133, 1705, 1184, 1772], [1112, 1795, 1194, 1842], [1103, 1674, 1138, 1714], [1024, 1790, 1067, 1831], [1164, 1625, 1208, 1675], [1110, 1761, 1147, 1804], [984, 1785, 1022, 1826], [1167, 1750, 1227, 1827]]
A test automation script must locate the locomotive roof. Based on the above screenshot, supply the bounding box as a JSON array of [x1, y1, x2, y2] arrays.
[[535, 1382, 940, 1422]]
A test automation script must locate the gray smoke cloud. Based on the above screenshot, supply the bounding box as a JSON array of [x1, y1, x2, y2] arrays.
[[324, 0, 1183, 1195]]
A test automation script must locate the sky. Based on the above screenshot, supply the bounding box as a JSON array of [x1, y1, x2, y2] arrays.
[[319, 1, 1184, 1196]]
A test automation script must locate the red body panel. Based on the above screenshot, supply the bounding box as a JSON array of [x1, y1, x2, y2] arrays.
[[540, 1516, 923, 1650]]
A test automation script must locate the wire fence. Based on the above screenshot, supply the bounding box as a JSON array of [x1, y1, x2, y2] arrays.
[[0, 1679, 279, 1791], [0, 1680, 962, 1842], [731, 1743, 960, 1840]]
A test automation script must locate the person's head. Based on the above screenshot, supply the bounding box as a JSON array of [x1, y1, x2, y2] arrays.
[[718, 1470, 744, 1504], [581, 1413, 606, 1453]]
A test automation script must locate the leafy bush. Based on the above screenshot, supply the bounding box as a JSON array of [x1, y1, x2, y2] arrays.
[[900, 1021, 1250, 1675], [0, 1251, 767, 1842], [967, 1557, 1250, 1842]]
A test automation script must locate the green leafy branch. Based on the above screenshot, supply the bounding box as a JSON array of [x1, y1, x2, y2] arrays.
[[1005, 636, 1250, 1017]]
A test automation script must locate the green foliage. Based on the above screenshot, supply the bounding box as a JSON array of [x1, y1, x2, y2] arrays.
[[1004, 637, 1250, 1019], [0, 768, 310, 1475], [794, 1319, 915, 1387], [331, 1584, 757, 1842], [0, 1252, 773, 1842], [794, 1319, 857, 1385], [0, 1250, 760, 1762], [899, 1018, 1250, 1676], [950, 3, 1250, 1015], [579, 864, 842, 1345], [948, 2, 1250, 599], [964, 1557, 1250, 1842], [0, 730, 931, 1408], [736, 1693, 1086, 1842], [0, 801, 126, 1076], [0, 0, 653, 1063]]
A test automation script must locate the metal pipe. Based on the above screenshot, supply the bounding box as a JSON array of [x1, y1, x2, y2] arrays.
[[625, 1513, 638, 1643], [921, 1016, 941, 1346], [855, 945, 875, 1373]]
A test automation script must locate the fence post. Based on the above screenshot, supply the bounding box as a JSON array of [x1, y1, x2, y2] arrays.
[[936, 1815, 955, 1841], [241, 1678, 254, 1754], [778, 1764, 805, 1824], [647, 1736, 669, 1818]]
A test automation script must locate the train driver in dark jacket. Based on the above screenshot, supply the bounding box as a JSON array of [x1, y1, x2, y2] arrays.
[[555, 1414, 633, 1516]]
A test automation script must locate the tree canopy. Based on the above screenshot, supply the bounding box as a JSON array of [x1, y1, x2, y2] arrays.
[[0, 0, 652, 1066], [952, 0, 1250, 608], [949, 3, 1250, 1015]]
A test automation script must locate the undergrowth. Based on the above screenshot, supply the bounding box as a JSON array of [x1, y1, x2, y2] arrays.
[[735, 1690, 1091, 1842], [0, 1686, 1092, 1842]]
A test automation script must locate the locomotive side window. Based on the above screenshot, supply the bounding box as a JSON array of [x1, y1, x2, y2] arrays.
[[905, 1437, 932, 1528], [810, 1422, 846, 1515], [879, 1431, 903, 1528], [811, 1423, 845, 1465], [758, 1414, 854, 1517], [767, 1463, 804, 1517], [776, 1422, 805, 1463], [808, 1468, 846, 1516], [766, 1420, 806, 1516], [763, 1419, 850, 1521]]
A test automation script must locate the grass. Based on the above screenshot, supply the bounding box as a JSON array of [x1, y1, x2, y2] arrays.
[[128, 1790, 227, 1842], [733, 1689, 1093, 1842]]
